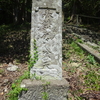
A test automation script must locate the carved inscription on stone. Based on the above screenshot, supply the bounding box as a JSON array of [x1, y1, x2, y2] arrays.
[[31, 0, 62, 79]]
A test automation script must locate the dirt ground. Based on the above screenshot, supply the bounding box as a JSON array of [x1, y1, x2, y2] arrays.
[[0, 62, 28, 100], [0, 26, 30, 100]]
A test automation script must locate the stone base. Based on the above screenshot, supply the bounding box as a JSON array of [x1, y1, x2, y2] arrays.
[[18, 79, 69, 100]]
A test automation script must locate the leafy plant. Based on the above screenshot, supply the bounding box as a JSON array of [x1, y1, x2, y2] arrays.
[[70, 42, 84, 55], [41, 81, 50, 100], [28, 39, 38, 71], [42, 92, 48, 100], [86, 54, 95, 64], [7, 71, 29, 100], [76, 39, 83, 43]]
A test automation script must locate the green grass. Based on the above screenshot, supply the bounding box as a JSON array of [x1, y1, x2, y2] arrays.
[[85, 71, 100, 91], [63, 38, 100, 100], [86, 54, 96, 64], [41, 92, 48, 100]]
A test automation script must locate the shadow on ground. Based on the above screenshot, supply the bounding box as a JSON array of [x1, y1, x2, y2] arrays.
[[0, 24, 30, 63]]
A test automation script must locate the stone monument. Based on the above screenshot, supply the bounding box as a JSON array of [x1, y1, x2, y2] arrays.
[[18, 0, 69, 99], [30, 0, 62, 80]]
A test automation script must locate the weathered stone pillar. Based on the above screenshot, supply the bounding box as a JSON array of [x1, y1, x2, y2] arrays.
[[30, 0, 62, 80], [18, 1, 69, 100]]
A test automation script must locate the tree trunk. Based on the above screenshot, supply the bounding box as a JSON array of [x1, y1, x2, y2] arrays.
[[26, 0, 31, 22], [13, 0, 19, 23], [67, 0, 77, 24]]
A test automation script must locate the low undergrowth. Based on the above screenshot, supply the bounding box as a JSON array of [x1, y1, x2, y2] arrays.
[[6, 39, 38, 100], [63, 36, 100, 100], [6, 71, 29, 100]]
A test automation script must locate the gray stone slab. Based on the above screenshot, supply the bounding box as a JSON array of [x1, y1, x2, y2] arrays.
[[86, 41, 98, 47], [30, 0, 62, 80], [78, 43, 100, 60], [18, 79, 69, 100]]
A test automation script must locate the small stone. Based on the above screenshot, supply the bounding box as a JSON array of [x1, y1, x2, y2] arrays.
[[20, 84, 26, 88], [3, 79, 9, 84], [71, 62, 80, 67], [7, 64, 18, 71]]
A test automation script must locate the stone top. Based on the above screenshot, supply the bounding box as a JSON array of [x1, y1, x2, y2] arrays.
[[32, 0, 62, 13]]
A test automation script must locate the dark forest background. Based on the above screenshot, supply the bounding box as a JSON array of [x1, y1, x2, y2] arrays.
[[0, 0, 100, 25], [0, 0, 31, 24]]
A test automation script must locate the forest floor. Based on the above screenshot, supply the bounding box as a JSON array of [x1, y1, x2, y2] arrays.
[[62, 35, 100, 100], [0, 24, 100, 100], [0, 24, 30, 100], [0, 62, 28, 100]]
